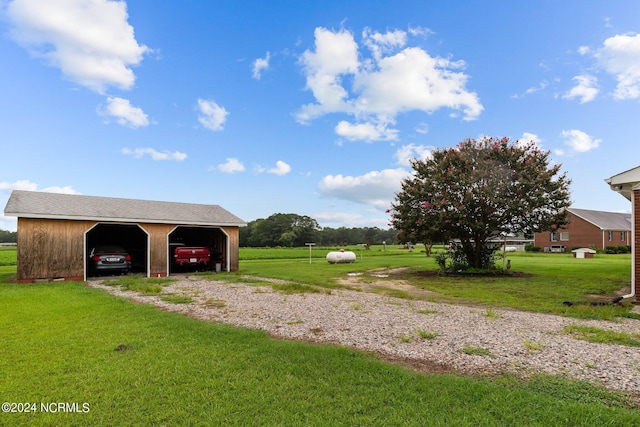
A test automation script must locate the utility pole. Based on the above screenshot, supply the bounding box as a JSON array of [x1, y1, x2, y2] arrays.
[[305, 242, 316, 264]]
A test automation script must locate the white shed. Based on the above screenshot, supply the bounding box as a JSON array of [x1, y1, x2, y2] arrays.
[[571, 248, 596, 259]]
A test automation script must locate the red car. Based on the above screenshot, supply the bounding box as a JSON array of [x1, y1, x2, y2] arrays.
[[171, 243, 211, 271]]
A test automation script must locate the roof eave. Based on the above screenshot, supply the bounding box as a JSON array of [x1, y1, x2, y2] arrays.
[[6, 212, 246, 227]]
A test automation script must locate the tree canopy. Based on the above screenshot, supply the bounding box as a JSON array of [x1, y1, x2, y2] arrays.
[[389, 136, 571, 269], [241, 213, 322, 247], [239, 213, 396, 247], [0, 229, 17, 243]]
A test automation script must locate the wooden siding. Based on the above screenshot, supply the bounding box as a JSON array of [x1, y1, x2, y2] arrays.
[[17, 217, 92, 281], [223, 226, 240, 271], [142, 223, 173, 277]]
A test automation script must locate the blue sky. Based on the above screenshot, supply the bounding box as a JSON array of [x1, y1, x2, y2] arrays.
[[2, 0, 640, 232]]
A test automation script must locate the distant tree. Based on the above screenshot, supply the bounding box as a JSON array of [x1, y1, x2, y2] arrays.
[[244, 213, 321, 247], [0, 229, 17, 243], [389, 136, 571, 269], [240, 217, 397, 247]]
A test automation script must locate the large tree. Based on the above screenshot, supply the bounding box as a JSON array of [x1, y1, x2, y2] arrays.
[[389, 136, 571, 269], [244, 213, 321, 247]]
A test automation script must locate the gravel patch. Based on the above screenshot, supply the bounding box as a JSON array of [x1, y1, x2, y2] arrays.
[[88, 277, 640, 394]]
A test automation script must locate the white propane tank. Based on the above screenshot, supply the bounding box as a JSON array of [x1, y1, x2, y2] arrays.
[[326, 250, 356, 264]]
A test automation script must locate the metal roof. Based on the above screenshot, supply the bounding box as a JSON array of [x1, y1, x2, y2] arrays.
[[3, 190, 247, 227], [568, 208, 631, 231]]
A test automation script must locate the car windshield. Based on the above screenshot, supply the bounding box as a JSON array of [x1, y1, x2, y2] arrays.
[[93, 246, 126, 254]]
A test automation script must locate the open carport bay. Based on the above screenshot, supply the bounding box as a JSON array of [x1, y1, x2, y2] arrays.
[[86, 223, 148, 276], [169, 226, 225, 273]]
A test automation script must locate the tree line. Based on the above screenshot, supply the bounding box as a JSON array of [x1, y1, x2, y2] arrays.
[[239, 213, 397, 247], [0, 229, 17, 243]]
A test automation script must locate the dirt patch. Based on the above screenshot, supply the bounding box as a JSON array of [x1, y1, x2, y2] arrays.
[[337, 267, 441, 299], [583, 286, 632, 304]]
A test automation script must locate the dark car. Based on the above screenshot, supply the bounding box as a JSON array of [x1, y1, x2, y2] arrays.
[[88, 245, 131, 275]]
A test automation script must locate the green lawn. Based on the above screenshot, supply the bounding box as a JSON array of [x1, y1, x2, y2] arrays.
[[1, 247, 639, 424], [406, 252, 635, 319], [232, 247, 635, 320], [1, 281, 638, 425]]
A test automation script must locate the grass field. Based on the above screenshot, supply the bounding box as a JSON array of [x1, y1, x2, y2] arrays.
[[1, 281, 638, 425], [1, 246, 640, 424], [230, 245, 636, 320]]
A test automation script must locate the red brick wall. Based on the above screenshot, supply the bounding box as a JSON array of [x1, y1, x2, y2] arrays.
[[634, 190, 640, 304], [533, 213, 629, 251]]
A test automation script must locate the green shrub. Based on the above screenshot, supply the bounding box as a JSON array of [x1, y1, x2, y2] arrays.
[[524, 244, 541, 252], [605, 246, 631, 254]]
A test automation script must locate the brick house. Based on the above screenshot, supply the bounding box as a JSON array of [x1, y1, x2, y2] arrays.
[[606, 166, 640, 304], [533, 208, 631, 252]]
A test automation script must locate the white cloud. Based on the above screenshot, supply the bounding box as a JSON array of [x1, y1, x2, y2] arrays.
[[560, 129, 601, 153], [313, 211, 366, 228], [318, 168, 411, 209], [297, 27, 359, 123], [216, 158, 245, 174], [268, 160, 291, 176], [0, 180, 82, 231], [252, 51, 270, 79], [296, 27, 482, 142], [563, 75, 599, 103], [578, 46, 590, 55], [511, 81, 549, 99], [516, 132, 542, 148], [362, 27, 407, 61], [6, 0, 149, 94], [593, 33, 640, 99], [335, 121, 398, 141], [407, 25, 434, 38], [100, 97, 149, 128], [197, 98, 229, 131], [415, 123, 429, 134], [0, 179, 80, 194], [254, 160, 292, 175], [0, 179, 37, 192], [394, 144, 433, 167], [121, 148, 187, 161]]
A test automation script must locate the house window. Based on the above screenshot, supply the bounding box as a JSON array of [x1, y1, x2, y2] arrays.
[[621, 232, 625, 241], [550, 232, 559, 242], [560, 232, 569, 241], [608, 231, 613, 241]]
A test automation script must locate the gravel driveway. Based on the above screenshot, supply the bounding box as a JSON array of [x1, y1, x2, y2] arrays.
[[88, 276, 640, 394]]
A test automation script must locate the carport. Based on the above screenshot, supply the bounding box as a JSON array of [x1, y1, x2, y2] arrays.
[[3, 190, 246, 282]]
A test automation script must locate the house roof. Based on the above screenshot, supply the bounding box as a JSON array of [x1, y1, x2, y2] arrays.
[[568, 208, 631, 231], [606, 165, 640, 186], [3, 190, 247, 227], [605, 165, 640, 201]]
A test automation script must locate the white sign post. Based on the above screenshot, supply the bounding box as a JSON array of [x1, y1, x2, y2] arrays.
[[305, 243, 316, 264]]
